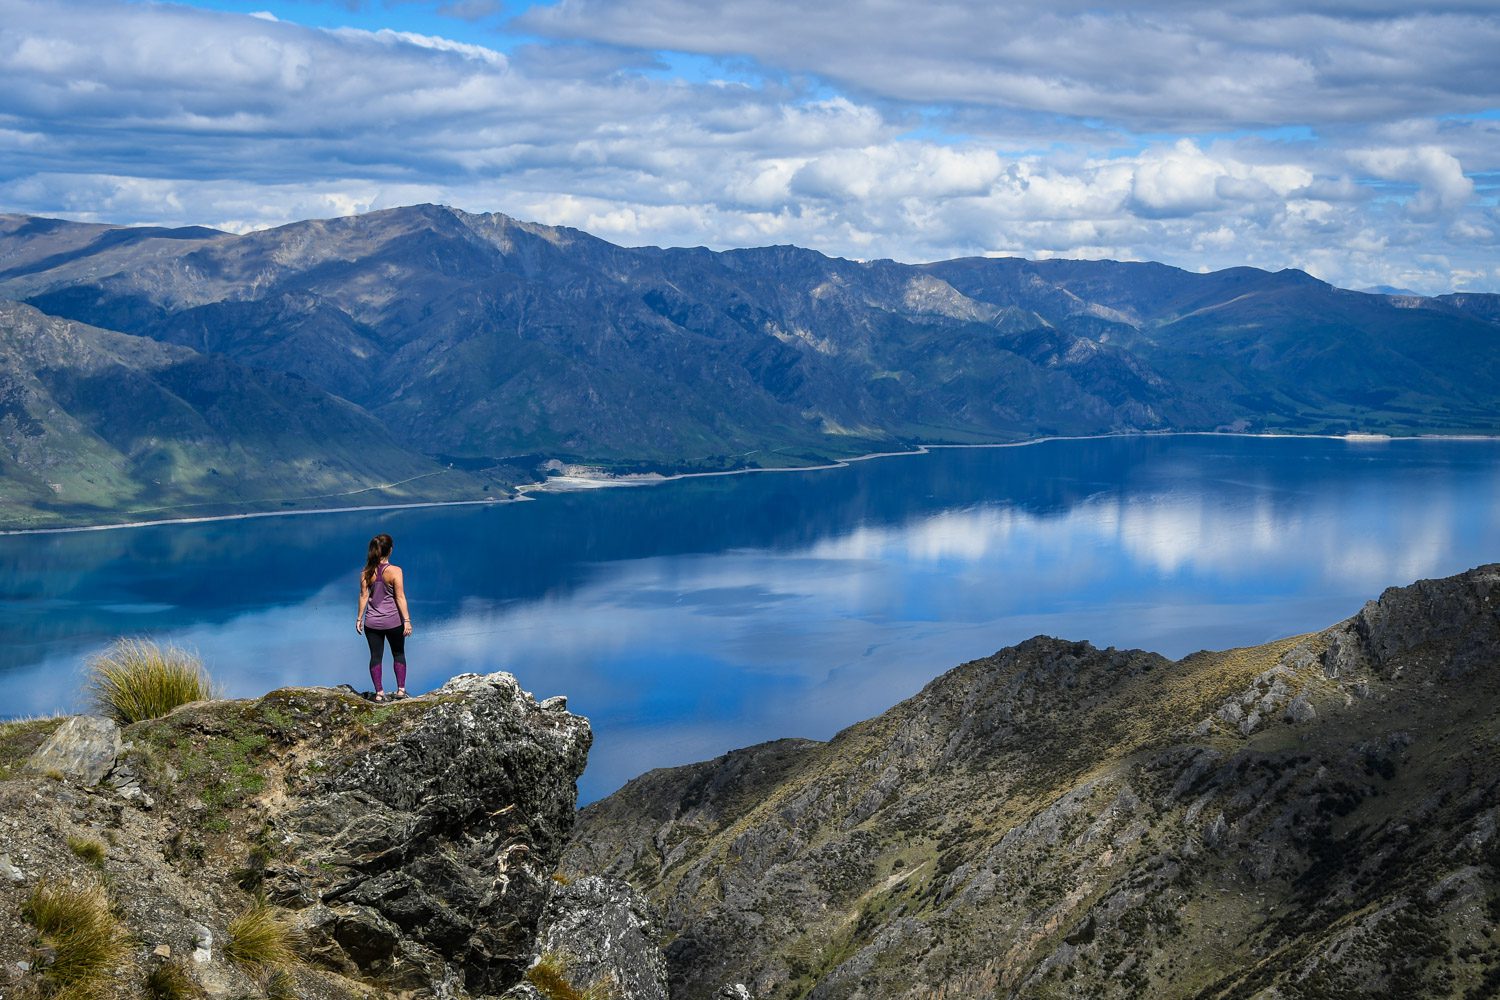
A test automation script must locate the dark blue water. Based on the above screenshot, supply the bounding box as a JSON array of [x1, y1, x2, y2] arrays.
[[3, 435, 1499, 801]]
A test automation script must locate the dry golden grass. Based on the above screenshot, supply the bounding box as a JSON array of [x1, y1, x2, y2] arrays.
[[24, 878, 128, 1000], [87, 638, 214, 724], [142, 959, 204, 1000], [526, 952, 615, 1000], [224, 897, 299, 973]]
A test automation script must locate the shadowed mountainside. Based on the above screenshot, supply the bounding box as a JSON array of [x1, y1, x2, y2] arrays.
[[0, 300, 485, 527], [3, 205, 1499, 527], [566, 564, 1500, 999]]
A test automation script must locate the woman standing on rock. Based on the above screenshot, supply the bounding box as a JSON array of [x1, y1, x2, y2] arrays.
[[356, 532, 412, 702]]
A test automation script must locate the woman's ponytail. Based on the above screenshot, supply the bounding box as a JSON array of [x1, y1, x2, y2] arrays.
[[363, 533, 394, 587]]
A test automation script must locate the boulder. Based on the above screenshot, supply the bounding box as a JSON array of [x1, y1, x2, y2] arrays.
[[25, 716, 120, 784]]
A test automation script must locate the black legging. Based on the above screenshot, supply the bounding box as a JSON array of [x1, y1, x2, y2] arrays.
[[365, 626, 407, 691]]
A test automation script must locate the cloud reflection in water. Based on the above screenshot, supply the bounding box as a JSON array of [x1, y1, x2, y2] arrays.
[[2, 436, 1497, 801]]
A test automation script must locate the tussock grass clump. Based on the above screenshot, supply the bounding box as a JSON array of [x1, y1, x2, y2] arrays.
[[224, 898, 298, 973], [24, 878, 128, 998], [65, 836, 106, 867], [142, 959, 204, 1000], [264, 968, 299, 1000], [87, 638, 214, 724]]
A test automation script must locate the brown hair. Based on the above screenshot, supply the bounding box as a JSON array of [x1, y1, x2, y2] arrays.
[[362, 533, 393, 588]]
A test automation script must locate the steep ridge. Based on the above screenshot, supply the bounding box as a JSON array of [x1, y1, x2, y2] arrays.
[[566, 565, 1500, 999], [0, 300, 483, 528]]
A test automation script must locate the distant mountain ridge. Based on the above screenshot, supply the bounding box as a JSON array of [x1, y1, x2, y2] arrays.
[[0, 300, 483, 527], [2, 205, 1498, 526]]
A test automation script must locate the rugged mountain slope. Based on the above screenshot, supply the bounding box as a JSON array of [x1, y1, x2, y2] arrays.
[[0, 300, 483, 528], [3, 205, 1498, 527], [924, 258, 1500, 435], [8, 206, 1498, 473], [566, 565, 1500, 999]]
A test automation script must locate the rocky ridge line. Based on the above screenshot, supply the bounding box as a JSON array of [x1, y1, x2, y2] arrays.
[[566, 564, 1500, 999]]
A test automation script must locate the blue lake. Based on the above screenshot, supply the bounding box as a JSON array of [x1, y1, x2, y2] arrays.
[[3, 434, 1499, 802]]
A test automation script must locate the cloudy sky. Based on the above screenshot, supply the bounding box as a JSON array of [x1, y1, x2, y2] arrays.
[[1, 0, 1497, 292]]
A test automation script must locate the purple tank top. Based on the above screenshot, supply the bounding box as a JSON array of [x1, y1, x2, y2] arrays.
[[364, 563, 401, 629]]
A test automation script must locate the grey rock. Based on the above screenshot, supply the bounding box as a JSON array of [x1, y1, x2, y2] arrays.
[[0, 854, 23, 883], [266, 672, 592, 996], [717, 985, 754, 999], [331, 904, 402, 967], [1217, 701, 1245, 724], [1284, 694, 1317, 724], [499, 985, 545, 1000], [190, 921, 213, 964], [26, 716, 120, 785], [528, 876, 670, 1000]]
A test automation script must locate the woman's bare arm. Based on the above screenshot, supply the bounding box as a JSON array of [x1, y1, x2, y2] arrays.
[[356, 574, 369, 633]]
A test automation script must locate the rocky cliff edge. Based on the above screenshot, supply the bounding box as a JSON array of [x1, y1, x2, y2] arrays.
[[0, 671, 669, 1000]]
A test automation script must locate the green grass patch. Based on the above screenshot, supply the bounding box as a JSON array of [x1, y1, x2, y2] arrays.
[[24, 877, 129, 999], [87, 638, 215, 724], [66, 836, 106, 868]]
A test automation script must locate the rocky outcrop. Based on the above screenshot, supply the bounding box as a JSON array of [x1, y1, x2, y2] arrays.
[[566, 564, 1500, 999], [0, 671, 660, 999], [500, 875, 670, 1000]]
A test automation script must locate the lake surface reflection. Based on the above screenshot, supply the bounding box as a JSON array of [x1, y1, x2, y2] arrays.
[[3, 435, 1498, 801]]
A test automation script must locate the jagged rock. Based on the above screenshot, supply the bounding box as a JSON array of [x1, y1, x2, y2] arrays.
[[26, 716, 120, 784], [1238, 710, 1262, 735], [499, 985, 545, 1000], [717, 985, 754, 999], [263, 671, 592, 995], [526, 876, 670, 1000]]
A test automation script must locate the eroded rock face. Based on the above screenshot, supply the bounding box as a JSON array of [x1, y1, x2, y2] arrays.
[[0, 671, 597, 1000], [266, 672, 591, 994], [530, 876, 670, 1000]]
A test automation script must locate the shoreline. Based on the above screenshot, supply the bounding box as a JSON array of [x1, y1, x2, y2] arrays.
[[5, 429, 1499, 536]]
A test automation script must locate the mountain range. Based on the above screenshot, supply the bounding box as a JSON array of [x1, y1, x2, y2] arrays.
[[2, 205, 1498, 527]]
